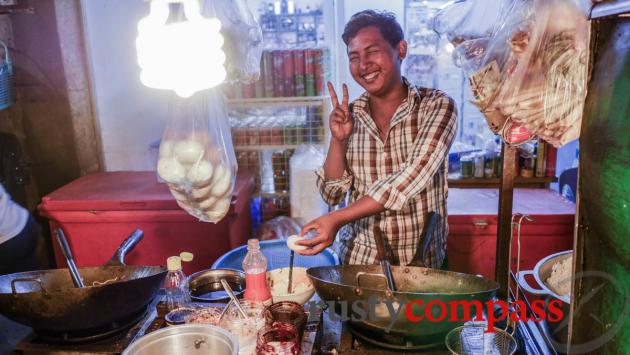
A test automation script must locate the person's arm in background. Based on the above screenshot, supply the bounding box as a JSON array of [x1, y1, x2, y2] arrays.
[[314, 82, 355, 206], [298, 91, 458, 255]]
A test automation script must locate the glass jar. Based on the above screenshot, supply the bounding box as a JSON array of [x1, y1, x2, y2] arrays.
[[263, 301, 307, 339], [256, 323, 300, 355]]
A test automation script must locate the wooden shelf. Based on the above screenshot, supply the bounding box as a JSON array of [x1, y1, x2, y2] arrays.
[[228, 96, 330, 107], [448, 176, 557, 188]]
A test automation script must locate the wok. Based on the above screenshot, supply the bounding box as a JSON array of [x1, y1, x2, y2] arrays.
[[0, 229, 167, 335], [307, 265, 499, 346]]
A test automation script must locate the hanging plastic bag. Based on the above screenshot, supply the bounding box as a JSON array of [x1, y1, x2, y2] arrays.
[[203, 0, 263, 83], [433, 0, 504, 46], [448, 0, 588, 147], [157, 89, 237, 223]]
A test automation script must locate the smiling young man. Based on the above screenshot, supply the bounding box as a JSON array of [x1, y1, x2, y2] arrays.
[[296, 10, 457, 268]]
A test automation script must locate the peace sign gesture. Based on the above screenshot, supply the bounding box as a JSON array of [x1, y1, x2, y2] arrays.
[[327, 82, 354, 143]]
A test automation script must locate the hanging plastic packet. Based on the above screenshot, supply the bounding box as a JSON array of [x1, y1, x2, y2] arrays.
[[443, 0, 588, 147], [157, 89, 237, 223], [203, 0, 263, 84]]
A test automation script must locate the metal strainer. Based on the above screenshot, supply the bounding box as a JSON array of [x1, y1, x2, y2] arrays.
[[445, 324, 517, 355]]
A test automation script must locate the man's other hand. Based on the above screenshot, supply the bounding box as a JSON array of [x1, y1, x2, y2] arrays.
[[328, 82, 354, 143]]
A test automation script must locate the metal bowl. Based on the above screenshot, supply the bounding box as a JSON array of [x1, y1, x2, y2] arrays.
[[517, 250, 573, 303], [122, 324, 238, 355], [188, 268, 245, 303]]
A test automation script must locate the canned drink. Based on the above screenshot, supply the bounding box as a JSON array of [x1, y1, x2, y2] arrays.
[[293, 49, 306, 96], [305, 48, 316, 96], [282, 50, 295, 97], [255, 78, 264, 98], [262, 51, 275, 97], [484, 154, 495, 178], [272, 50, 285, 97], [313, 48, 325, 96]]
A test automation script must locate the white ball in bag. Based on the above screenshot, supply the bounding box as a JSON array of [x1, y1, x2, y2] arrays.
[[191, 185, 212, 201], [174, 140, 205, 164], [203, 208, 229, 222], [198, 195, 219, 211], [212, 196, 231, 214], [210, 165, 232, 197], [186, 160, 214, 187], [157, 157, 186, 183], [169, 187, 188, 202], [159, 140, 175, 159]]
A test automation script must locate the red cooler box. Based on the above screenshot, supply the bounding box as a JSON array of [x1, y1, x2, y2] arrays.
[[447, 188, 575, 279], [39, 170, 255, 274]]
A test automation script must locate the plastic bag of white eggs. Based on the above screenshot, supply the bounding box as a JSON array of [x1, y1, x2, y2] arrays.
[[157, 90, 237, 223]]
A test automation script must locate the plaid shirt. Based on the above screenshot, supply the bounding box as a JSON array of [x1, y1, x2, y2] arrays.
[[316, 80, 457, 268]]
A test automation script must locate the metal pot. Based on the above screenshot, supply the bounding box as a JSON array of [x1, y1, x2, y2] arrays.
[[188, 268, 245, 303], [122, 324, 238, 355], [517, 250, 572, 304], [307, 265, 499, 348]]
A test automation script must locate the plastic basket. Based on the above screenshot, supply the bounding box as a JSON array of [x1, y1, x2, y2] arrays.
[[0, 40, 13, 111], [211, 239, 339, 271]]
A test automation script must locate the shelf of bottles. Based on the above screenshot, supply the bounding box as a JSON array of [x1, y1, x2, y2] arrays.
[[258, 1, 324, 48]]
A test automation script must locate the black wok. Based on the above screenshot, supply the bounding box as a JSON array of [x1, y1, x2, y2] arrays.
[[0, 229, 167, 335]]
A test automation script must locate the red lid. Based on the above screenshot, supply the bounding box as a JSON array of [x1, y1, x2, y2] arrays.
[[39, 170, 252, 213]]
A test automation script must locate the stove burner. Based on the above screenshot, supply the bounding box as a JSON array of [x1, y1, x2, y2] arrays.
[[33, 306, 149, 345], [346, 322, 445, 352]]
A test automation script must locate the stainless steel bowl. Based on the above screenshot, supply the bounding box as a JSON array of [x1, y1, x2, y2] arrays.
[[122, 324, 238, 355], [188, 268, 246, 303]]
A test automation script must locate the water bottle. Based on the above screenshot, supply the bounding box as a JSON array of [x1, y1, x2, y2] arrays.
[[164, 255, 191, 311], [242, 239, 272, 306]]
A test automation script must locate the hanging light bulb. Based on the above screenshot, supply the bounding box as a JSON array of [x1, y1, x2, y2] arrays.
[[136, 0, 226, 98]]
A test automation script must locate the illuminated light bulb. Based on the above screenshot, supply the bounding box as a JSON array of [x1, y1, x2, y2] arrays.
[[136, 0, 227, 98]]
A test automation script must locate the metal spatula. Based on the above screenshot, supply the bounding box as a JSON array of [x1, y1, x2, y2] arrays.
[[374, 227, 396, 292]]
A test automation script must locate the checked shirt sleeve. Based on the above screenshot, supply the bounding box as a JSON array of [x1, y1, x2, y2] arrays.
[[315, 167, 353, 206], [367, 93, 457, 211]]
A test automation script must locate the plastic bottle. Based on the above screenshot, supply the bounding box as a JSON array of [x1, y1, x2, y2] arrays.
[[164, 255, 191, 312], [242, 239, 272, 306]]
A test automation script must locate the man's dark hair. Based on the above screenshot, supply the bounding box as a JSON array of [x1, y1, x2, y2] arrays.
[[342, 10, 404, 48]]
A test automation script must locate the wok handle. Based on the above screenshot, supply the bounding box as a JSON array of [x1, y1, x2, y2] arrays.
[[107, 229, 144, 266], [356, 272, 387, 288], [11, 278, 46, 295], [516, 270, 548, 295], [56, 229, 85, 288]]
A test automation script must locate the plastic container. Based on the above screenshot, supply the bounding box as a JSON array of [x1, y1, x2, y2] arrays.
[[289, 145, 328, 225], [38, 171, 255, 273], [242, 239, 272, 306]]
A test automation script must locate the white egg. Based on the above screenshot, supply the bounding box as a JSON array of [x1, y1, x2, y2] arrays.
[[202, 208, 228, 223], [169, 187, 188, 202], [174, 140, 205, 164], [198, 195, 219, 210], [210, 165, 232, 197], [287, 235, 307, 251], [191, 185, 212, 201], [186, 160, 214, 187], [157, 157, 186, 183], [212, 196, 232, 214], [158, 140, 175, 159], [176, 199, 194, 212]]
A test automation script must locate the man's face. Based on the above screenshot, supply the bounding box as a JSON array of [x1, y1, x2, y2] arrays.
[[347, 26, 406, 97]]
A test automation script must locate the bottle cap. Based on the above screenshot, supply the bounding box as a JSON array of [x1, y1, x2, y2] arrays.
[[167, 256, 182, 271], [247, 238, 259, 249], [180, 252, 194, 262]]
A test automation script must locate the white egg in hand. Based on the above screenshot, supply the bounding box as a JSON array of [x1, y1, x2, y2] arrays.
[[157, 157, 186, 184], [186, 160, 214, 187], [287, 235, 307, 251], [174, 140, 204, 164]]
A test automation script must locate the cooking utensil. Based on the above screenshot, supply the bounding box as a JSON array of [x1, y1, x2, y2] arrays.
[[0, 229, 166, 335], [188, 268, 245, 303], [517, 250, 572, 304], [307, 265, 499, 346], [55, 228, 85, 288], [122, 324, 238, 355], [287, 250, 295, 294], [373, 226, 396, 291], [220, 278, 248, 320], [408, 212, 439, 267], [445, 324, 517, 355]]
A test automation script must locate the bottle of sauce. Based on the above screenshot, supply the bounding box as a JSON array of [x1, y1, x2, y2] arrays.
[[242, 239, 272, 306]]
